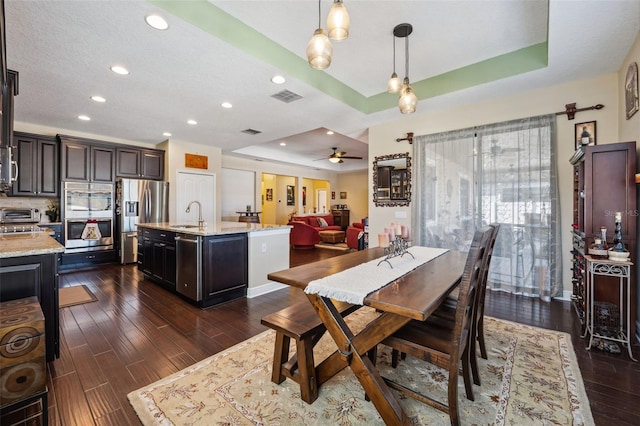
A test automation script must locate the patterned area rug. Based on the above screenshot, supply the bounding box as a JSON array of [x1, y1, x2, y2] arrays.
[[314, 242, 350, 251], [128, 308, 593, 425]]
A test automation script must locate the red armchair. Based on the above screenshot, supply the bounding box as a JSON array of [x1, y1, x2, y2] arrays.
[[346, 221, 365, 250], [289, 221, 320, 249]]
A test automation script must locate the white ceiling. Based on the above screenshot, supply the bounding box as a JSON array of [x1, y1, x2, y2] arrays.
[[5, 1, 639, 172]]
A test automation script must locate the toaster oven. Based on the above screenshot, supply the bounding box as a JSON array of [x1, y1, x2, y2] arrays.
[[0, 207, 40, 223]]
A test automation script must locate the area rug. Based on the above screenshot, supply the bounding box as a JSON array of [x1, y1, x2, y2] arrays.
[[314, 242, 350, 251], [59, 285, 98, 308], [128, 308, 593, 425]]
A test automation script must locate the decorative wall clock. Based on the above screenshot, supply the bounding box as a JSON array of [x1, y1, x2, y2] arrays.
[[625, 62, 638, 119]]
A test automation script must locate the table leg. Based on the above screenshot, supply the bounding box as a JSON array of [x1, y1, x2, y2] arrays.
[[306, 294, 413, 425]]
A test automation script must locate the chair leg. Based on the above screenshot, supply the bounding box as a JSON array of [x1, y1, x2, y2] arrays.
[[461, 345, 474, 402], [470, 330, 481, 386], [448, 361, 461, 426], [391, 348, 400, 368], [478, 317, 488, 359]]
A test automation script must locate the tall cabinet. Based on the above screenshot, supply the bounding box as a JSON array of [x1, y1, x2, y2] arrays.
[[571, 141, 637, 337]]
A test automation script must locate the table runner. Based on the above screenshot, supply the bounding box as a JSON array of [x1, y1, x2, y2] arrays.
[[305, 246, 448, 304]]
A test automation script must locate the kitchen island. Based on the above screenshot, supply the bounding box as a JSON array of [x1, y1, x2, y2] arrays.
[[137, 222, 291, 307], [0, 232, 65, 361]]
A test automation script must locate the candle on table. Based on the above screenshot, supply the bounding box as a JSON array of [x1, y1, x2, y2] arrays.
[[395, 223, 402, 236], [378, 233, 389, 248], [615, 211, 622, 222], [401, 225, 408, 239], [388, 226, 396, 240]]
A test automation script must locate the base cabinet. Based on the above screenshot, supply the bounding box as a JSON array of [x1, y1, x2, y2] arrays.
[[202, 234, 247, 307], [0, 254, 59, 362], [139, 228, 176, 289]]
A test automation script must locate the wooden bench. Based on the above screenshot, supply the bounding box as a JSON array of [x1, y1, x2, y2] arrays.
[[261, 300, 359, 403]]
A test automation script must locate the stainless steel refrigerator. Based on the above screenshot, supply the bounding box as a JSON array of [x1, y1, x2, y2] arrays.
[[116, 179, 169, 264]]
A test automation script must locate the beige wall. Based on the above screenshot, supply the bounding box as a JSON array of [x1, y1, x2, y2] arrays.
[[336, 170, 368, 225], [369, 72, 621, 297]]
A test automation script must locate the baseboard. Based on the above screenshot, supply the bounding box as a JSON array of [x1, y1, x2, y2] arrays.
[[246, 281, 287, 298], [559, 290, 572, 302]]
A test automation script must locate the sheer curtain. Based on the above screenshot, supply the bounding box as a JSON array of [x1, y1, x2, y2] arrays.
[[411, 114, 562, 299]]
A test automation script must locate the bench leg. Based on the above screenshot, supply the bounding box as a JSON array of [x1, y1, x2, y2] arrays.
[[271, 333, 290, 384], [296, 336, 318, 404]]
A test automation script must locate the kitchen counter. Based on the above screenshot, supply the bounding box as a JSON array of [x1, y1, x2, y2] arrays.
[[137, 221, 291, 236], [0, 232, 65, 258]]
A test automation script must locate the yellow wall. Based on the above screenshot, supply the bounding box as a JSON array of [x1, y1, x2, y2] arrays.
[[336, 170, 368, 225]]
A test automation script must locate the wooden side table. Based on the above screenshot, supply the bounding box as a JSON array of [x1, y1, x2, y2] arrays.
[[584, 255, 636, 361]]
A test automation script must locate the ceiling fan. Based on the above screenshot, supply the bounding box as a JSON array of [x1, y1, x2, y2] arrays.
[[326, 147, 363, 163]]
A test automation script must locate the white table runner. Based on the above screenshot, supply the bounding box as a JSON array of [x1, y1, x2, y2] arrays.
[[304, 246, 449, 304]]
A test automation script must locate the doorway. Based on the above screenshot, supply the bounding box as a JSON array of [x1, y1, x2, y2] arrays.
[[316, 189, 328, 214]]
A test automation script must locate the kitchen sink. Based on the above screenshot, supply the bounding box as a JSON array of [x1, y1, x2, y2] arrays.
[[170, 224, 201, 229]]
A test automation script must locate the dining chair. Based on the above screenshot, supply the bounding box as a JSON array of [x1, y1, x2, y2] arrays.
[[429, 224, 500, 386], [377, 226, 492, 426]]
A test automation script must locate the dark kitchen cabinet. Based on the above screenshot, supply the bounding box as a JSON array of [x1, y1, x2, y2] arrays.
[[139, 228, 176, 289], [0, 253, 59, 362], [59, 136, 115, 183], [46, 223, 63, 244], [9, 132, 59, 197], [202, 233, 247, 307], [116, 147, 164, 180]]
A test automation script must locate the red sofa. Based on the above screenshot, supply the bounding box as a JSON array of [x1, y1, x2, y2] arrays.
[[289, 214, 342, 249]]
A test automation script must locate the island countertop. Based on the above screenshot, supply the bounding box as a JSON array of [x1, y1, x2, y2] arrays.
[[0, 232, 65, 258], [137, 221, 291, 236]]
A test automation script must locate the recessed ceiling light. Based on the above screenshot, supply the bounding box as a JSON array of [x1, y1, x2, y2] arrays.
[[271, 75, 286, 84], [221, 102, 232, 109], [91, 95, 106, 103], [145, 14, 169, 30], [110, 65, 129, 75], [162, 132, 172, 137], [280, 142, 286, 146], [187, 119, 197, 125], [78, 115, 91, 121], [327, 130, 334, 135]]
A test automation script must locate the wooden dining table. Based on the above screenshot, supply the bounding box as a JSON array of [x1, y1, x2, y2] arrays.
[[267, 247, 467, 425]]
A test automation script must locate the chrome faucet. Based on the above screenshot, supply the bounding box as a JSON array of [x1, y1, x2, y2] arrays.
[[186, 200, 205, 227]]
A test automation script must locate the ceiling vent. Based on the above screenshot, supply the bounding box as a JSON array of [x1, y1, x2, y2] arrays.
[[271, 89, 303, 103], [241, 128, 262, 135]]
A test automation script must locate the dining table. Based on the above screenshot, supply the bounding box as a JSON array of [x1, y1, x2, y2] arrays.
[[267, 246, 467, 425]]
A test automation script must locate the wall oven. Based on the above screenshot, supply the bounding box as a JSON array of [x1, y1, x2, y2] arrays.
[[63, 182, 114, 252]]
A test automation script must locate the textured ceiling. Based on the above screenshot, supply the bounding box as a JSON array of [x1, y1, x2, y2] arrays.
[[5, 1, 639, 172]]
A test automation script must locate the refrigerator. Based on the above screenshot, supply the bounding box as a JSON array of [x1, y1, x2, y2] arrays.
[[116, 178, 170, 264]]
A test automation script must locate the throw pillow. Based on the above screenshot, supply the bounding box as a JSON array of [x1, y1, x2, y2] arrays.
[[317, 217, 329, 227]]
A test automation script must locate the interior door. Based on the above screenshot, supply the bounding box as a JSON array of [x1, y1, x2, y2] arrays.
[[176, 170, 216, 225], [316, 189, 328, 214]]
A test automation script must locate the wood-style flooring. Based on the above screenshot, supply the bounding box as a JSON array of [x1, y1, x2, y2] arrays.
[[35, 249, 640, 425]]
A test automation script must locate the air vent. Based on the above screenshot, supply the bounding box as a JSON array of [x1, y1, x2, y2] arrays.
[[241, 128, 262, 135], [271, 89, 303, 103]]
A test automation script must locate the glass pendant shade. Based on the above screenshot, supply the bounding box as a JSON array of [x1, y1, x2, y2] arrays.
[[327, 0, 349, 41], [387, 72, 401, 93], [328, 157, 341, 163], [306, 28, 333, 70], [399, 79, 418, 114]]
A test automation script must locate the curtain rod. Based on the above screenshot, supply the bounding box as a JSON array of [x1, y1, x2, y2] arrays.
[[556, 102, 604, 120]]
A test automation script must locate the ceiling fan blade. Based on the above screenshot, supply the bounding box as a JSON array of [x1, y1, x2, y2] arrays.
[[339, 155, 363, 159]]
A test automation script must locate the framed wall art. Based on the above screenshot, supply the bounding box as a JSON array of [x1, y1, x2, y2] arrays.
[[575, 121, 596, 149], [340, 192, 347, 199], [625, 62, 638, 119], [265, 188, 273, 201], [286, 185, 295, 206]]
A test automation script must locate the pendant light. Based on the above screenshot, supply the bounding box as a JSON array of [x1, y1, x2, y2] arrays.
[[327, 0, 349, 41], [396, 23, 417, 114], [387, 33, 401, 93], [307, 0, 333, 70]]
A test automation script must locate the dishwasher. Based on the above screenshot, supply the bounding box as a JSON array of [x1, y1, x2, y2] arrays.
[[175, 233, 202, 301]]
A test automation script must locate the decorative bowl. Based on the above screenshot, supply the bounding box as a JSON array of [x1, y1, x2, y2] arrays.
[[607, 249, 630, 261]]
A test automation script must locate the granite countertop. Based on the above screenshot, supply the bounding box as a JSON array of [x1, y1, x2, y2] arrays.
[[0, 232, 65, 258], [137, 221, 291, 236]]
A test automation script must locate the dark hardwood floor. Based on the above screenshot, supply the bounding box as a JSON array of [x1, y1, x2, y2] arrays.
[[38, 248, 639, 425]]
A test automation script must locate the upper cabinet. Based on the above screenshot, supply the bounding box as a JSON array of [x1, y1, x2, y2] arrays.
[[10, 132, 59, 197], [59, 136, 115, 183], [116, 147, 164, 180]]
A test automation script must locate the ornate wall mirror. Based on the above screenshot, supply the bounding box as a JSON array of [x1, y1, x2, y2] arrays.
[[373, 152, 411, 207]]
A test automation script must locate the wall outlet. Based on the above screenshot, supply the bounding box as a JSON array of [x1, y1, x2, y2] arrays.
[[261, 243, 267, 253], [395, 211, 408, 219]]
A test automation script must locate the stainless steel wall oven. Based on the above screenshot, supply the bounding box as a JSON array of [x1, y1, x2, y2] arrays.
[[63, 182, 114, 252]]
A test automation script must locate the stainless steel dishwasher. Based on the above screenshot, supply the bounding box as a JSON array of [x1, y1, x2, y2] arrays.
[[175, 233, 202, 301]]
